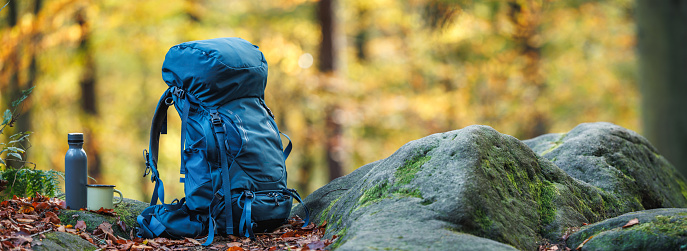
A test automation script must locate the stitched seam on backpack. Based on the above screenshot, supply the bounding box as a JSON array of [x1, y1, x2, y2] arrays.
[[173, 45, 265, 71]]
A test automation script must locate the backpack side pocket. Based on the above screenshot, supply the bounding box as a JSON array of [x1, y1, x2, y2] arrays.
[[183, 137, 213, 211]]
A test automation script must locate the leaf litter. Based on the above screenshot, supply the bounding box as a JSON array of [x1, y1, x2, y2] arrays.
[[1, 194, 336, 250]]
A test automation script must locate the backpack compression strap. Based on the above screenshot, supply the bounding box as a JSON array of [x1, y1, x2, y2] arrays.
[[209, 109, 236, 244], [144, 89, 174, 207]]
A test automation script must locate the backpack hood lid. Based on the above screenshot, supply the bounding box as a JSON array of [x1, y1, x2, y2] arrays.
[[161, 37, 268, 107]]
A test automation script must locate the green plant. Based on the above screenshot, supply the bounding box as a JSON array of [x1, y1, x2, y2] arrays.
[[0, 87, 61, 200], [1, 168, 61, 200]]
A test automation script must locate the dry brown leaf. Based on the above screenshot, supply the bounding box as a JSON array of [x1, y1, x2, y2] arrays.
[[227, 241, 242, 247], [576, 235, 594, 250], [15, 218, 34, 223], [185, 237, 201, 246], [75, 220, 87, 231], [622, 218, 639, 228]]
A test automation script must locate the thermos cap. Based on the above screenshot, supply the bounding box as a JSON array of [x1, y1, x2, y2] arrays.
[[68, 133, 84, 143]]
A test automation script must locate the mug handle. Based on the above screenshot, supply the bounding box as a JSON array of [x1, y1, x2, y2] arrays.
[[113, 189, 124, 205]]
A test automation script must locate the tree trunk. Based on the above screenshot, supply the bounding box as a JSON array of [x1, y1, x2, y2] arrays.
[[3, 0, 22, 168], [318, 0, 344, 181], [15, 0, 43, 167], [508, 0, 548, 139], [76, 7, 102, 182], [636, 0, 687, 178]]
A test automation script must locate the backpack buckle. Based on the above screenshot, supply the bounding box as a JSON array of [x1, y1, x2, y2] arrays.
[[244, 191, 254, 199], [172, 87, 185, 99], [211, 113, 222, 126]]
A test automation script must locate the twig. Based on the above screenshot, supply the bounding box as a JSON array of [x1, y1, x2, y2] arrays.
[[30, 227, 53, 238], [256, 232, 284, 235], [0, 1, 9, 16], [0, 227, 52, 242]]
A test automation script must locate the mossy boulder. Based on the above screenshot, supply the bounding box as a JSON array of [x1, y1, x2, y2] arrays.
[[292, 123, 687, 250], [58, 198, 148, 239], [31, 231, 97, 251], [524, 122, 687, 211], [566, 208, 687, 250]]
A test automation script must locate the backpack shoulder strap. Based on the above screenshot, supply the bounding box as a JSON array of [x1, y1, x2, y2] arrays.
[[144, 88, 174, 206]]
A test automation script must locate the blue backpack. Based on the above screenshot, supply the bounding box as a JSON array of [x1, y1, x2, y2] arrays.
[[136, 37, 309, 245]]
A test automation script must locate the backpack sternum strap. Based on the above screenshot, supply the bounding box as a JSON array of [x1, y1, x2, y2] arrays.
[[210, 109, 234, 237]]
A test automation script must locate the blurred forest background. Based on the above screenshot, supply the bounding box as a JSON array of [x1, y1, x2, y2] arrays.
[[0, 0, 676, 202]]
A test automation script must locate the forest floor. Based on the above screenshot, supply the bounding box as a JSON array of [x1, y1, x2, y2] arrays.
[[0, 194, 336, 250]]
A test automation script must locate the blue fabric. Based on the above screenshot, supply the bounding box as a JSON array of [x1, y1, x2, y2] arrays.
[[161, 37, 268, 107], [240, 193, 255, 238], [281, 132, 292, 160]]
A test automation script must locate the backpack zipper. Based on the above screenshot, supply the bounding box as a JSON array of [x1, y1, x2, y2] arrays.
[[258, 99, 275, 119]]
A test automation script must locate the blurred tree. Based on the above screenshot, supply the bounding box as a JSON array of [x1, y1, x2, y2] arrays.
[[318, 0, 344, 181], [507, 0, 548, 138], [636, 0, 687, 177], [2, 0, 20, 168], [75, 5, 102, 182], [0, 0, 642, 200]]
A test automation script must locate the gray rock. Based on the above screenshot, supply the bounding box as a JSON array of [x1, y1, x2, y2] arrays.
[[294, 123, 687, 250], [566, 208, 687, 250], [58, 198, 148, 239], [523, 122, 687, 211], [31, 231, 97, 251]]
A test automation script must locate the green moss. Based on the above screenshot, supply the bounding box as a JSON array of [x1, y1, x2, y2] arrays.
[[632, 216, 687, 237], [33, 232, 97, 251], [675, 178, 687, 201], [506, 172, 519, 192], [358, 182, 391, 207], [537, 181, 557, 225], [395, 155, 431, 185], [320, 196, 341, 223], [540, 134, 566, 156], [356, 154, 431, 209], [330, 227, 348, 249], [393, 188, 423, 199], [474, 209, 493, 231]]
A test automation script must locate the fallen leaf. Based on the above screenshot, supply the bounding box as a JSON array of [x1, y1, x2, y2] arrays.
[[227, 242, 242, 247], [94, 207, 117, 216], [185, 237, 201, 246], [42, 211, 60, 224], [80, 232, 94, 244], [117, 220, 127, 232], [576, 235, 594, 250], [9, 234, 33, 246], [118, 241, 134, 250], [19, 205, 34, 214], [227, 246, 245, 251], [622, 218, 639, 228], [94, 222, 114, 235], [306, 240, 326, 250], [34, 202, 51, 210], [75, 220, 87, 231]]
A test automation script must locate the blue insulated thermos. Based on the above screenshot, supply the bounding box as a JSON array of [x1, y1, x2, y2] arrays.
[[65, 133, 88, 209]]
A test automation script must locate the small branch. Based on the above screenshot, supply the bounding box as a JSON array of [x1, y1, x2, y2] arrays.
[[0, 227, 51, 242]]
